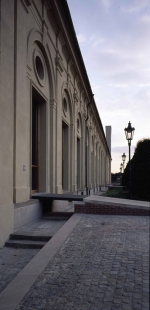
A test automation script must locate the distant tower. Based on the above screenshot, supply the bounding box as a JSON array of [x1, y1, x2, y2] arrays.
[[105, 126, 112, 154]]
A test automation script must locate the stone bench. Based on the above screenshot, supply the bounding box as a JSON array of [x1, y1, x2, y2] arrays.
[[31, 193, 88, 213]]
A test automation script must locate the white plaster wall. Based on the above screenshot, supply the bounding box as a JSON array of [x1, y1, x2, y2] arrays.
[[52, 200, 69, 212], [0, 0, 14, 206], [0, 0, 14, 247], [14, 200, 42, 231], [0, 204, 14, 248], [0, 0, 111, 247]]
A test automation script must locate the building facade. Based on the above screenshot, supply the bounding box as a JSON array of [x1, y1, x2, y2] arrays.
[[0, 0, 111, 247]]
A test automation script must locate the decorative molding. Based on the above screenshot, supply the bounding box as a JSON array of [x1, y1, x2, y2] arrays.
[[47, 6, 58, 35], [83, 111, 87, 120], [25, 0, 32, 5], [42, 18, 47, 34], [50, 99, 57, 110], [62, 45, 70, 63], [27, 64, 32, 72], [77, 106, 82, 114], [33, 48, 46, 87], [58, 30, 66, 48], [73, 88, 79, 104], [75, 75, 80, 89], [70, 63, 76, 78], [26, 65, 32, 78], [62, 97, 68, 117], [68, 58, 73, 70], [21, 0, 31, 13], [67, 73, 71, 86], [44, 0, 51, 10], [81, 90, 86, 102], [55, 50, 64, 74], [70, 124, 75, 131]]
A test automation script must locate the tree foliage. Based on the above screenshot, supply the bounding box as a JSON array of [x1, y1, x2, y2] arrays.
[[111, 173, 122, 182], [124, 139, 150, 201]]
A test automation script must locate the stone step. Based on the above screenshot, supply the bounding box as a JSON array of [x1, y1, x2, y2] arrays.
[[9, 234, 51, 242], [42, 212, 74, 220], [5, 239, 47, 249]]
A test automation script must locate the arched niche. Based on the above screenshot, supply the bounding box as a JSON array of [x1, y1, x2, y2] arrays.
[[27, 29, 56, 193], [27, 28, 55, 99], [61, 88, 73, 191]]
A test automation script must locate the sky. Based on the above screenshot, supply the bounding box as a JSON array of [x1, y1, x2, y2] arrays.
[[67, 0, 150, 173]]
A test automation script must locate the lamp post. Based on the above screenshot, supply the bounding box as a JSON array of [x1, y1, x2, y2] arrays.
[[124, 121, 135, 199], [122, 153, 126, 172], [85, 94, 94, 195], [120, 165, 122, 185], [120, 163, 123, 171]]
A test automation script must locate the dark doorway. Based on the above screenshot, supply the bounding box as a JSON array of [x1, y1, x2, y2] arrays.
[[32, 99, 39, 191], [32, 87, 46, 192], [62, 121, 69, 190], [77, 137, 80, 189]]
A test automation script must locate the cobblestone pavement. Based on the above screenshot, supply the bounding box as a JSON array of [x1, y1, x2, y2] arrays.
[[16, 215, 149, 310], [0, 218, 67, 295], [0, 247, 39, 294]]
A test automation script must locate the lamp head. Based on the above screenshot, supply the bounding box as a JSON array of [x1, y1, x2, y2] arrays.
[[124, 121, 135, 141], [122, 153, 126, 162]]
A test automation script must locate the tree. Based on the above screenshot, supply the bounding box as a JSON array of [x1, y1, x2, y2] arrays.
[[124, 139, 150, 201]]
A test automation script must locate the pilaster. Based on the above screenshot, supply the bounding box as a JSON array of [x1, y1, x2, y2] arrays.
[[50, 99, 57, 193], [70, 123, 75, 192], [55, 47, 64, 193], [88, 127, 92, 188], [81, 118, 85, 189]]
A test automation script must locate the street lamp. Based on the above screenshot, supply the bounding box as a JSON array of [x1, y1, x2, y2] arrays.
[[120, 164, 122, 185], [124, 121, 135, 198], [122, 153, 126, 172]]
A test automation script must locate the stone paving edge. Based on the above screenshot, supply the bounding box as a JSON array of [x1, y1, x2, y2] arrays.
[[0, 213, 83, 310]]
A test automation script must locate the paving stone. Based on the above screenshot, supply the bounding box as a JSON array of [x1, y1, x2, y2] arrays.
[[8, 215, 150, 310], [0, 248, 39, 294]]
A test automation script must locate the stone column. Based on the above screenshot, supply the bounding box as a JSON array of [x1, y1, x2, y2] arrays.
[[55, 50, 63, 193], [93, 141, 95, 189], [94, 146, 96, 190], [81, 131, 85, 189], [50, 99, 57, 193], [101, 152, 103, 185], [109, 157, 111, 184], [73, 95, 78, 192], [105, 156, 107, 185], [97, 146, 100, 189], [88, 127, 92, 188], [70, 123, 75, 192], [99, 148, 101, 186]]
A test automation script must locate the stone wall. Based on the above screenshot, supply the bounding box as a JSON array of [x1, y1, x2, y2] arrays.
[[0, 0, 111, 247], [75, 203, 149, 216]]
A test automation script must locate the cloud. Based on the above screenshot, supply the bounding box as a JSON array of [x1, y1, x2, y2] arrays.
[[77, 33, 86, 44], [111, 70, 149, 86], [112, 145, 134, 153], [109, 84, 129, 88], [67, 0, 150, 172], [139, 14, 150, 24], [92, 85, 101, 90], [121, 0, 150, 13], [137, 84, 150, 87], [101, 0, 111, 8], [101, 108, 130, 118], [93, 38, 106, 48]]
